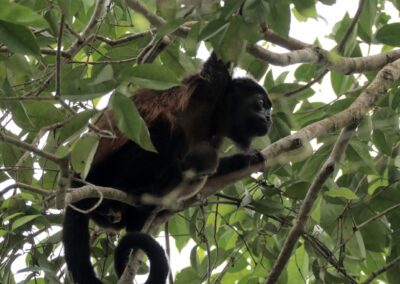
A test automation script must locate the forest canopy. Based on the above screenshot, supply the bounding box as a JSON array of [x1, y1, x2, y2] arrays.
[[1, 0, 400, 283]]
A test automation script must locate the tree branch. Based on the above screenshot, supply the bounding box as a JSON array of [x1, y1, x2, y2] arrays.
[[0, 182, 52, 197], [361, 255, 400, 284], [265, 124, 357, 283], [65, 185, 139, 206]]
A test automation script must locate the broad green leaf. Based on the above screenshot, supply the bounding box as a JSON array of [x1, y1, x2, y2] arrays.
[[299, 145, 331, 181], [324, 187, 359, 200], [110, 92, 156, 153], [156, 18, 187, 39], [359, 210, 388, 253], [239, 53, 268, 81], [373, 129, 392, 156], [0, 0, 48, 28], [13, 101, 65, 131], [330, 71, 354, 95], [183, 22, 202, 57], [198, 18, 228, 41], [219, 16, 246, 63], [376, 23, 400, 46], [220, 0, 245, 19], [61, 79, 116, 101], [358, 0, 377, 43], [346, 141, 377, 174], [125, 64, 180, 90], [242, 0, 269, 24], [251, 198, 284, 214], [0, 20, 41, 57], [285, 181, 310, 200], [168, 216, 191, 251], [286, 245, 309, 284], [12, 214, 40, 231], [71, 134, 99, 179], [267, 3, 291, 37], [175, 267, 202, 283], [294, 64, 317, 82], [293, 0, 317, 18], [156, 0, 177, 21], [58, 110, 97, 143]]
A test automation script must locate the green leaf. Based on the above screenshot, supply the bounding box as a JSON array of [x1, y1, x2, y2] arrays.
[[58, 110, 97, 143], [12, 215, 40, 231], [286, 181, 310, 200], [12, 101, 65, 131], [267, 3, 290, 37], [330, 71, 354, 95], [251, 199, 284, 214], [61, 79, 117, 101], [219, 16, 246, 63], [156, 0, 177, 21], [293, 0, 317, 18], [242, 0, 269, 24], [125, 64, 180, 90], [373, 129, 392, 156], [376, 23, 400, 46], [358, 0, 377, 43], [0, 20, 41, 57], [71, 134, 99, 179], [0, 0, 48, 28], [175, 267, 202, 283], [324, 187, 359, 200], [198, 18, 228, 41], [110, 92, 156, 153], [183, 22, 202, 57], [157, 18, 187, 39], [346, 141, 377, 174]]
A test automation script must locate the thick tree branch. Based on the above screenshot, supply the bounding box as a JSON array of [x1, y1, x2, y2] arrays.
[[123, 0, 400, 75], [261, 24, 309, 50], [65, 185, 139, 206], [265, 124, 356, 284], [247, 45, 400, 74]]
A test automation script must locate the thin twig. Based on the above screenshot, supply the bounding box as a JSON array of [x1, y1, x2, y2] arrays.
[[361, 255, 400, 284], [0, 182, 51, 197], [164, 222, 174, 284]]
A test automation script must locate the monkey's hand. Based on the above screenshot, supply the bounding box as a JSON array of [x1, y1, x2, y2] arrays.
[[247, 149, 266, 165], [213, 149, 265, 177]]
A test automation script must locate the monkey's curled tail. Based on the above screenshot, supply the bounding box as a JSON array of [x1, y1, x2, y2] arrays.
[[114, 232, 169, 284]]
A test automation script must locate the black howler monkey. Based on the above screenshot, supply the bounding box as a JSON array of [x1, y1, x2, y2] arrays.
[[62, 53, 272, 284]]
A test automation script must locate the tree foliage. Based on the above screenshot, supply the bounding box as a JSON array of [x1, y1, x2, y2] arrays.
[[0, 0, 400, 283]]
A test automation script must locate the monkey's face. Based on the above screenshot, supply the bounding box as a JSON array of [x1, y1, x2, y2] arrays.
[[228, 78, 272, 149]]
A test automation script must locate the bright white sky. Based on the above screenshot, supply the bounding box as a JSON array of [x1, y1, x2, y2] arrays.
[[6, 0, 400, 282]]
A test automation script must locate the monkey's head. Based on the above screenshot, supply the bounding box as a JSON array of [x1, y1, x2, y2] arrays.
[[227, 78, 272, 149]]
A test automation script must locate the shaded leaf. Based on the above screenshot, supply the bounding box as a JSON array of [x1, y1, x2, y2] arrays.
[[0, 20, 40, 57], [325, 187, 359, 200], [71, 134, 99, 179], [110, 92, 156, 152], [125, 64, 180, 90], [0, 0, 48, 28]]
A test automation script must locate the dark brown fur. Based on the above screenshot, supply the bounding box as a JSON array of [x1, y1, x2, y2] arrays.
[[93, 76, 199, 164]]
